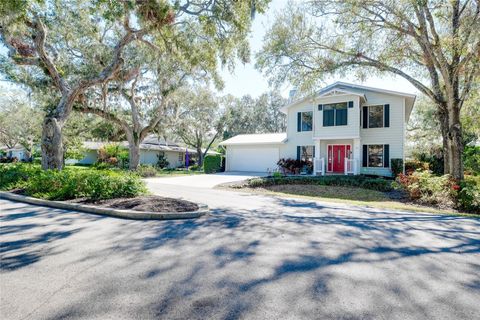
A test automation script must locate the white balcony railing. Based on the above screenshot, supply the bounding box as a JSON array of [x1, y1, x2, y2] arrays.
[[314, 157, 325, 176], [345, 158, 358, 175]]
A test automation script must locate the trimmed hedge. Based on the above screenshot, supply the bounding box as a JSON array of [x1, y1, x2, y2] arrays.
[[203, 155, 222, 174], [0, 163, 147, 200], [390, 158, 403, 177], [246, 175, 393, 192]]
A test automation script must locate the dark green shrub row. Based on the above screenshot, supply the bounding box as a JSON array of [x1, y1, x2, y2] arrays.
[[247, 175, 394, 192], [0, 163, 147, 200], [203, 155, 222, 174], [0, 163, 42, 190]]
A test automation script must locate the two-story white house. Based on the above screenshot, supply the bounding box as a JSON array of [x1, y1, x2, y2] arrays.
[[219, 82, 416, 177]]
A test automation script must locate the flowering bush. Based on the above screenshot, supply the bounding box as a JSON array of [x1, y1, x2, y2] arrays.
[[395, 170, 479, 213], [394, 171, 457, 208], [404, 160, 429, 174]]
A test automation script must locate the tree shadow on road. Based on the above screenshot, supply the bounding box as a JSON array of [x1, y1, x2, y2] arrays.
[[2, 199, 480, 319]]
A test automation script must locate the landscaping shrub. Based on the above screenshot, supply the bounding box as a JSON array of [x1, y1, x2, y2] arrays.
[[394, 171, 480, 212], [404, 159, 429, 174], [97, 143, 129, 168], [394, 171, 457, 208], [203, 155, 222, 174], [412, 147, 444, 175], [156, 153, 169, 169], [247, 175, 393, 192], [188, 164, 201, 171], [390, 158, 404, 177], [137, 165, 158, 177], [277, 158, 311, 174], [0, 163, 41, 190], [463, 146, 480, 176], [457, 176, 480, 213], [1, 163, 146, 200]]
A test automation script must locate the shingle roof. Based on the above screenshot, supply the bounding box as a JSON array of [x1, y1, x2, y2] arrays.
[[83, 139, 219, 155], [219, 133, 287, 146]]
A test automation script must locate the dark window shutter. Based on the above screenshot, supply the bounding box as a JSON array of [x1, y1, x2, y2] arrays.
[[384, 144, 390, 167], [384, 104, 390, 127], [362, 145, 368, 167], [336, 108, 348, 125], [348, 101, 354, 108], [313, 146, 316, 159], [297, 146, 301, 160], [318, 104, 323, 111], [363, 106, 368, 128], [297, 112, 301, 132]]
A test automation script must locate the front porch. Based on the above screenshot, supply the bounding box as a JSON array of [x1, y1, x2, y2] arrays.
[[312, 138, 361, 176]]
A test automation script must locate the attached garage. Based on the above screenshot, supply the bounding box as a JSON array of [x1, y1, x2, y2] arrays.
[[220, 133, 287, 173]]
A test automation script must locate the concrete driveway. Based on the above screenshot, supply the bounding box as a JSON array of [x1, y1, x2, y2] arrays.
[[144, 171, 265, 189], [1, 185, 480, 319]]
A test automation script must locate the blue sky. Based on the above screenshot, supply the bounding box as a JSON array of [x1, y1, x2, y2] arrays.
[[218, 0, 419, 99]]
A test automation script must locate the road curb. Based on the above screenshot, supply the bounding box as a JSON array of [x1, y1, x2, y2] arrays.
[[0, 191, 208, 220]]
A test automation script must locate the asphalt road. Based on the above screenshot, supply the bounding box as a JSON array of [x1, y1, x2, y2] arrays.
[[1, 183, 480, 319]]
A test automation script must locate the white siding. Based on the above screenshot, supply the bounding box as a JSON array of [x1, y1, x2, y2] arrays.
[[140, 150, 184, 168], [281, 104, 316, 159], [313, 94, 361, 139], [360, 92, 405, 176]]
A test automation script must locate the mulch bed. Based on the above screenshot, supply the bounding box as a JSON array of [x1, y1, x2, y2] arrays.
[[71, 195, 199, 213]]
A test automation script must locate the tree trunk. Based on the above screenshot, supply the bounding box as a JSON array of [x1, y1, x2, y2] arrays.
[[197, 146, 204, 167], [41, 117, 64, 170], [437, 107, 450, 174], [128, 140, 141, 170], [446, 104, 464, 180]]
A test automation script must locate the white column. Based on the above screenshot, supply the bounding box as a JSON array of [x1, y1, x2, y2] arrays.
[[353, 138, 361, 175]]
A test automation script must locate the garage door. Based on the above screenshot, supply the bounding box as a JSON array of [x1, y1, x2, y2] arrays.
[[228, 146, 279, 172]]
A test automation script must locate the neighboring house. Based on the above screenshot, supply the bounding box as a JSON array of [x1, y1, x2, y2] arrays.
[[220, 82, 416, 176], [75, 135, 218, 167], [0, 145, 30, 161]]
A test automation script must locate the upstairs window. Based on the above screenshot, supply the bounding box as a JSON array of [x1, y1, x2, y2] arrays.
[[322, 102, 348, 126], [297, 111, 313, 132], [363, 104, 390, 128], [368, 105, 383, 128]]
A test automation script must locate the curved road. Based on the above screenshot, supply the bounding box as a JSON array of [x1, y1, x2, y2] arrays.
[[1, 174, 479, 319]]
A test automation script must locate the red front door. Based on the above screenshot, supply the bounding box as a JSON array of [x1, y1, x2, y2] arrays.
[[328, 145, 351, 173]]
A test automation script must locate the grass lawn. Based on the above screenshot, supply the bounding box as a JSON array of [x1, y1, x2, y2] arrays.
[[153, 169, 205, 177], [240, 184, 480, 217]]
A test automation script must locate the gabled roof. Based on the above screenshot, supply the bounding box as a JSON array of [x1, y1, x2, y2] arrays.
[[281, 81, 417, 121], [219, 133, 287, 146]]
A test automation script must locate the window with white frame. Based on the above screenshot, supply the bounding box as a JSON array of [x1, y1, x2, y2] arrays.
[[368, 105, 384, 128]]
